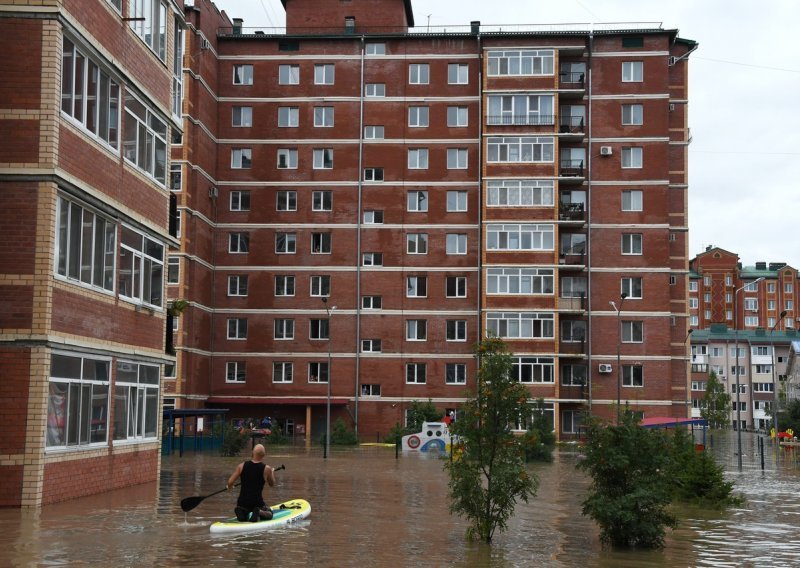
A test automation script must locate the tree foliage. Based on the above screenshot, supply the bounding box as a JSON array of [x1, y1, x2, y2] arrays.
[[522, 398, 556, 462], [445, 337, 538, 544], [382, 399, 442, 444], [701, 370, 731, 429], [778, 398, 800, 434]]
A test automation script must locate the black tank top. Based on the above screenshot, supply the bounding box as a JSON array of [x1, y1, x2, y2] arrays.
[[237, 460, 266, 508]]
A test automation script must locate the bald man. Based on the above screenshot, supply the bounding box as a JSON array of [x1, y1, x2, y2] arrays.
[[227, 444, 276, 522]]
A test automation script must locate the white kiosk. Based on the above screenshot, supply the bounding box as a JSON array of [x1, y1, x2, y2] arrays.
[[401, 421, 452, 452]]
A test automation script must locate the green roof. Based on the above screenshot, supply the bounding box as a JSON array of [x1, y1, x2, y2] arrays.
[[691, 325, 798, 344]]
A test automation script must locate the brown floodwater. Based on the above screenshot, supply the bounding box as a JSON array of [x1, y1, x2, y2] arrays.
[[1, 430, 799, 567]]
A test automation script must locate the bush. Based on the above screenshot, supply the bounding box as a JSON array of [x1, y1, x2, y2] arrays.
[[320, 418, 359, 446], [383, 423, 406, 445], [268, 426, 290, 445], [524, 398, 555, 462], [667, 429, 742, 507], [382, 400, 443, 444], [220, 423, 249, 457]]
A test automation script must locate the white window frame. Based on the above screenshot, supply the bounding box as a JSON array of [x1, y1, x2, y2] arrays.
[[408, 106, 429, 127], [362, 295, 382, 309], [487, 267, 554, 295], [621, 233, 643, 255], [310, 275, 330, 297], [487, 180, 554, 207], [118, 226, 165, 308], [277, 148, 298, 169], [406, 234, 428, 254], [407, 191, 428, 212], [228, 275, 248, 297], [621, 147, 643, 169], [446, 363, 467, 385], [278, 107, 299, 127], [313, 106, 334, 127], [487, 49, 554, 76], [278, 64, 299, 85], [311, 232, 331, 254], [486, 224, 554, 251], [231, 148, 252, 169], [409, 63, 430, 85], [233, 64, 254, 85], [313, 148, 334, 169], [447, 148, 468, 169], [227, 318, 248, 340], [276, 190, 297, 212], [364, 125, 384, 139], [228, 233, 249, 254], [226, 361, 246, 383], [621, 189, 643, 211], [448, 63, 469, 84], [622, 364, 644, 387], [622, 320, 644, 343], [446, 276, 467, 298], [274, 275, 295, 297], [446, 320, 467, 341], [621, 277, 643, 299], [622, 61, 643, 82], [275, 232, 297, 254], [273, 362, 293, 383], [314, 64, 335, 85], [274, 318, 295, 340], [365, 83, 385, 97], [230, 190, 251, 211], [446, 234, 467, 255], [406, 363, 426, 384], [407, 148, 429, 169], [622, 103, 643, 125], [406, 276, 428, 298], [485, 312, 555, 339], [406, 319, 427, 341], [366, 43, 385, 55], [447, 106, 469, 127], [487, 136, 554, 163], [232, 106, 253, 127], [447, 190, 468, 212], [312, 190, 332, 211]]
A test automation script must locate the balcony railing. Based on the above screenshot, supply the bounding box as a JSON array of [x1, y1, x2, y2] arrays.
[[560, 159, 584, 177], [559, 202, 585, 221], [559, 249, 586, 267], [559, 72, 585, 85], [559, 116, 585, 133], [486, 115, 555, 126], [559, 294, 586, 311]]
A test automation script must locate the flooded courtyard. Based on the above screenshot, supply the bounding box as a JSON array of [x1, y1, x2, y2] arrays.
[[1, 430, 799, 567]]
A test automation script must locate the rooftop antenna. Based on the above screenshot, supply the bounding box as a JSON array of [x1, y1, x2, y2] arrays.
[[427, 14, 431, 32]]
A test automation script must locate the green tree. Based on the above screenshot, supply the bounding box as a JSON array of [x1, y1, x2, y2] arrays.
[[445, 337, 538, 544], [578, 411, 677, 548], [778, 398, 800, 434], [383, 399, 442, 444], [701, 370, 731, 429], [522, 398, 556, 462], [667, 428, 741, 507]]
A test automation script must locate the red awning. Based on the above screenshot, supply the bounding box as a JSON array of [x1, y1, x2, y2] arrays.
[[206, 397, 350, 406]]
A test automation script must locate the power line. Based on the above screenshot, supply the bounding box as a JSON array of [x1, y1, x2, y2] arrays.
[[695, 56, 800, 74]]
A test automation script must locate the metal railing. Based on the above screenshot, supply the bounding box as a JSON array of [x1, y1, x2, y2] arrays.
[[485, 115, 555, 126], [559, 116, 585, 133], [559, 72, 586, 85], [559, 160, 585, 177]]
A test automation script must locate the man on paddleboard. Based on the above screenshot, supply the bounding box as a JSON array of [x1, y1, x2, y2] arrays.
[[227, 444, 276, 522]]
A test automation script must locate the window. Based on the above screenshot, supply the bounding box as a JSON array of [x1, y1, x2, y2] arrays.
[[365, 83, 385, 97], [408, 148, 429, 169], [312, 190, 332, 211], [447, 106, 468, 127], [227, 318, 248, 340], [362, 339, 382, 352], [753, 383, 774, 393], [272, 191, 296, 212], [744, 298, 758, 311], [691, 381, 707, 392], [447, 148, 468, 169], [314, 106, 334, 127], [447, 320, 467, 341], [689, 281, 698, 292], [364, 168, 384, 181], [228, 275, 248, 296], [364, 125, 384, 139], [622, 233, 643, 255], [704, 276, 712, 287], [690, 315, 699, 326], [406, 363, 427, 384], [512, 357, 555, 384], [407, 191, 428, 212], [123, 93, 167, 183], [786, 300, 795, 310], [562, 410, 583, 434], [277, 148, 298, 169], [55, 196, 116, 293], [362, 384, 381, 396], [275, 232, 296, 254], [47, 353, 111, 447], [561, 320, 586, 342], [310, 275, 330, 297], [314, 64, 334, 85], [487, 137, 554, 163], [130, 0, 167, 60], [409, 63, 429, 84], [622, 147, 643, 168], [273, 362, 293, 383], [487, 224, 554, 251], [689, 298, 698, 309], [309, 362, 329, 383], [275, 275, 295, 296], [310, 319, 330, 340], [406, 319, 427, 341], [167, 257, 180, 284], [118, 226, 164, 307], [561, 276, 586, 298], [278, 64, 299, 85], [486, 312, 554, 339], [446, 276, 467, 298], [446, 364, 467, 385], [231, 148, 252, 169], [366, 43, 385, 55], [169, 164, 181, 192], [363, 210, 384, 224], [448, 63, 469, 84], [486, 94, 555, 125], [754, 364, 772, 374], [621, 277, 643, 299], [362, 295, 382, 309], [622, 61, 643, 82], [313, 149, 334, 169], [745, 316, 759, 327], [230, 191, 251, 211], [487, 180, 554, 207], [622, 104, 643, 125], [768, 300, 776, 310], [407, 234, 428, 254], [114, 360, 160, 440], [446, 234, 467, 255], [622, 190, 643, 211], [487, 50, 554, 76], [232, 106, 252, 127], [233, 64, 254, 85], [561, 364, 587, 386], [311, 232, 331, 254], [622, 321, 644, 342], [228, 233, 249, 253], [622, 364, 643, 387], [362, 253, 383, 266], [274, 318, 294, 340], [61, 38, 120, 149], [786, 282, 794, 293], [407, 276, 427, 297], [408, 106, 429, 127], [447, 191, 468, 212], [278, 107, 299, 127], [487, 268, 554, 295]]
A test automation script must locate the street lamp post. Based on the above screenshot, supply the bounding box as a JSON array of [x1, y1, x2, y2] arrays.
[[321, 297, 336, 459], [734, 277, 764, 470], [771, 310, 787, 445], [685, 329, 693, 417], [610, 292, 628, 421]]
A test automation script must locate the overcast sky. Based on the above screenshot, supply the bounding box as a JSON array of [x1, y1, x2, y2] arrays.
[[212, 0, 800, 269]]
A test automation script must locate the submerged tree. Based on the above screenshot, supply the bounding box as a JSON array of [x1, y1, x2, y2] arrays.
[[445, 337, 538, 544], [667, 428, 741, 507], [522, 398, 556, 462], [701, 370, 731, 429]]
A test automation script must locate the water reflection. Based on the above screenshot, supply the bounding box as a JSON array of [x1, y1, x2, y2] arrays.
[[0, 431, 798, 566]]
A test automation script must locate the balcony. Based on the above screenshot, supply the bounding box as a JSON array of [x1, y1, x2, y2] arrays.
[[559, 115, 585, 135], [559, 250, 586, 269], [559, 159, 585, 180], [485, 115, 555, 127], [558, 72, 585, 97], [559, 202, 585, 222], [559, 294, 586, 312]]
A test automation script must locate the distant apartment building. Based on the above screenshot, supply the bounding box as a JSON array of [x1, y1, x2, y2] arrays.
[[0, 1, 184, 506], [167, 0, 696, 442]]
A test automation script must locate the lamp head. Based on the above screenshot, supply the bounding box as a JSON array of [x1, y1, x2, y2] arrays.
[[621, 292, 628, 300], [609, 301, 617, 310], [780, 310, 788, 319]]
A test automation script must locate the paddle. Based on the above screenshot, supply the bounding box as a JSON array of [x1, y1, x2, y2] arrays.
[[180, 464, 285, 512]]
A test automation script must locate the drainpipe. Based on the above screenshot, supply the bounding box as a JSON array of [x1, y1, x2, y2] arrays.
[[353, 35, 366, 436], [585, 29, 594, 414], [475, 23, 483, 362]]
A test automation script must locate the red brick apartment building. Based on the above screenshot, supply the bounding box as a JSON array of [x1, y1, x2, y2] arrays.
[[0, 1, 184, 505], [168, 0, 697, 442]]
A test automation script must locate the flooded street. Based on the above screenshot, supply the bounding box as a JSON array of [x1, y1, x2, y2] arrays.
[[1, 431, 799, 567]]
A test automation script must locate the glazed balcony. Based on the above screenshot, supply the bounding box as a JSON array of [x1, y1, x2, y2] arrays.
[[559, 159, 585, 180], [558, 71, 585, 98], [485, 114, 555, 127]]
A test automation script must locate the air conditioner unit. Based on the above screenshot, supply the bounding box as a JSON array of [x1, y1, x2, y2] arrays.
[[598, 364, 613, 374], [201, 38, 211, 50], [668, 55, 678, 66], [600, 146, 613, 156], [669, 103, 676, 112]]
